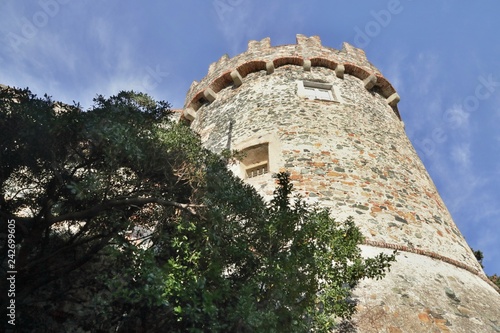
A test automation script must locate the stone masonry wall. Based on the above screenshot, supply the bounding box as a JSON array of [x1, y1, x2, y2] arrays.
[[189, 62, 479, 273], [184, 35, 500, 332], [182, 35, 400, 121]]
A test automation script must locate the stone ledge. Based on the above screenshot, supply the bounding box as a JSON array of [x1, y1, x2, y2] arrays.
[[364, 239, 500, 293]]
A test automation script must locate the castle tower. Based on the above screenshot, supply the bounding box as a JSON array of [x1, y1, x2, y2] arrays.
[[181, 35, 500, 332]]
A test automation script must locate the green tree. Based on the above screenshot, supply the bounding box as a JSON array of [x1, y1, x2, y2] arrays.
[[471, 247, 484, 268], [1, 87, 396, 332], [0, 87, 201, 331], [471, 247, 500, 292]]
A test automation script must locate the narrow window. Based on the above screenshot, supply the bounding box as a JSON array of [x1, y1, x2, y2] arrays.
[[240, 143, 269, 178], [297, 80, 339, 102]]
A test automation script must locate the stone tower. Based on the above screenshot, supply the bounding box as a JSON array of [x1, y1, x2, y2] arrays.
[[180, 35, 500, 332]]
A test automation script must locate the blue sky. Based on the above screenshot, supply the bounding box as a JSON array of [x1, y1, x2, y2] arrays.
[[1, 0, 499, 276]]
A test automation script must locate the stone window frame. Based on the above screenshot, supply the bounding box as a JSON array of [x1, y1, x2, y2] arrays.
[[232, 134, 281, 180], [240, 143, 270, 179], [296, 80, 342, 102]]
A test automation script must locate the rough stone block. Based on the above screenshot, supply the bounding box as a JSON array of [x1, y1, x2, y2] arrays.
[[230, 70, 243, 87], [266, 61, 275, 75], [296, 34, 322, 47], [335, 64, 345, 79], [364, 74, 377, 90], [208, 54, 229, 76], [203, 88, 217, 103], [183, 107, 196, 121], [342, 42, 368, 61], [387, 93, 401, 106], [303, 59, 311, 71], [248, 37, 271, 52]]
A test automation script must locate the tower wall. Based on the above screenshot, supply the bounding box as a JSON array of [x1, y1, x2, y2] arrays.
[[183, 35, 500, 332]]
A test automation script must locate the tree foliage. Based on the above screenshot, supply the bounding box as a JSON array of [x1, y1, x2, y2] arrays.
[[1, 87, 396, 332], [471, 247, 484, 268], [471, 247, 500, 292]]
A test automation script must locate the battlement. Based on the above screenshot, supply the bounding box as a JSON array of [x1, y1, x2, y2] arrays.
[[182, 34, 400, 122]]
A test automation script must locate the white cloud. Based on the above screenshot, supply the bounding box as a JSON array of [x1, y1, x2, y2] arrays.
[[383, 49, 409, 93], [213, 1, 305, 54], [450, 144, 471, 168], [212, 0, 256, 53], [409, 51, 440, 95], [442, 104, 470, 129], [399, 51, 444, 138]]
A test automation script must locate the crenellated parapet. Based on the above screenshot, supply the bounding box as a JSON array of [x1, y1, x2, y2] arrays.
[[182, 34, 400, 121]]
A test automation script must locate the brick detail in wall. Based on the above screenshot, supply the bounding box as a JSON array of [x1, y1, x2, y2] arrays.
[[363, 240, 500, 292], [182, 35, 401, 122]]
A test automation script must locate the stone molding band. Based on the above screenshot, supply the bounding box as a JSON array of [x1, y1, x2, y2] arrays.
[[364, 239, 500, 293], [182, 35, 401, 122], [183, 59, 400, 121]]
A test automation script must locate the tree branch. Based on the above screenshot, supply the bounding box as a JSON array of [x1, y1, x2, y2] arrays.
[[47, 197, 204, 225]]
